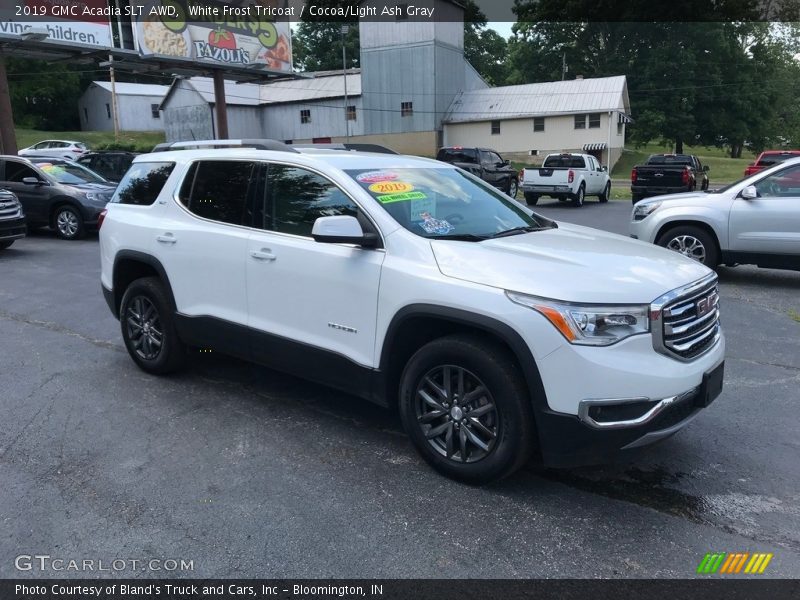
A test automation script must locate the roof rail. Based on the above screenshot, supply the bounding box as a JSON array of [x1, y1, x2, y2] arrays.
[[151, 139, 298, 153], [292, 143, 398, 155]]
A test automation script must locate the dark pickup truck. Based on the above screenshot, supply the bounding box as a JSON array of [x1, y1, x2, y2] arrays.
[[436, 146, 519, 197], [631, 154, 709, 204]]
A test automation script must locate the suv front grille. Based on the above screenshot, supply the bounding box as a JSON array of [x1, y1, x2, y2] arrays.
[[0, 196, 20, 220], [651, 274, 720, 361]]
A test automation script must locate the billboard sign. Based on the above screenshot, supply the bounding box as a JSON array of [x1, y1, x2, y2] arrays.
[[0, 0, 112, 47], [133, 0, 292, 73]]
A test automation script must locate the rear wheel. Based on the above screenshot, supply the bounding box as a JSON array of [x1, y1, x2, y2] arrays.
[[572, 184, 585, 207], [656, 225, 719, 267], [53, 205, 85, 240], [599, 182, 611, 203], [120, 277, 185, 374], [524, 192, 539, 206], [399, 334, 536, 484]]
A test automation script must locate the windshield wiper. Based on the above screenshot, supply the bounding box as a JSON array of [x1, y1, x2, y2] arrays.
[[488, 225, 552, 239], [426, 233, 488, 242]]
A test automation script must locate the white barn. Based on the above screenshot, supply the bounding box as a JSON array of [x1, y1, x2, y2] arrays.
[[78, 81, 169, 132]]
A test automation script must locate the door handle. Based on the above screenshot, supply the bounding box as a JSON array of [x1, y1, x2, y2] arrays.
[[250, 250, 276, 261], [156, 234, 177, 244]]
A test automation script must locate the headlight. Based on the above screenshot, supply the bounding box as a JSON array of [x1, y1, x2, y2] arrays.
[[85, 192, 109, 203], [633, 201, 662, 220], [506, 291, 650, 346]]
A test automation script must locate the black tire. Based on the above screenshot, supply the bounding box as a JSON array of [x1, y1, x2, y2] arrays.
[[53, 205, 86, 240], [599, 182, 611, 203], [656, 225, 720, 267], [507, 178, 519, 198], [572, 184, 585, 207], [523, 192, 539, 206], [0, 240, 13, 250], [119, 276, 185, 374], [398, 334, 536, 484]]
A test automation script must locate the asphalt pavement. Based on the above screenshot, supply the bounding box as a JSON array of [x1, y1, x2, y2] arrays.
[[1, 203, 799, 578]]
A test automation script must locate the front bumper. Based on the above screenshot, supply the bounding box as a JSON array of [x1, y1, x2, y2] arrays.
[[0, 216, 27, 241], [631, 185, 688, 197]]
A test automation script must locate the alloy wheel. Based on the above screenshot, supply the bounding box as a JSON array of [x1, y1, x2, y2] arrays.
[[125, 296, 163, 360], [414, 365, 498, 463], [56, 209, 79, 238], [667, 235, 707, 263]]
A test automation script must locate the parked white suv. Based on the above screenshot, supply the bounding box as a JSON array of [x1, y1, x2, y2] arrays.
[[630, 157, 800, 271], [100, 144, 725, 483]]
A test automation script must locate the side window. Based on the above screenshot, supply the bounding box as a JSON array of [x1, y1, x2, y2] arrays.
[[490, 152, 503, 165], [262, 165, 358, 237], [480, 151, 494, 166], [754, 164, 800, 198], [5, 161, 40, 182], [185, 160, 255, 225], [111, 162, 175, 206]]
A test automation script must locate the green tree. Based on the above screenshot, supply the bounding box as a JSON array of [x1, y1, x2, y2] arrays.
[[292, 22, 360, 72]]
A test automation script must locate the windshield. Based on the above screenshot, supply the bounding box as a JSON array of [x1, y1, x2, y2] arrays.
[[346, 167, 553, 239], [647, 154, 693, 166], [33, 160, 107, 185], [756, 154, 799, 167]]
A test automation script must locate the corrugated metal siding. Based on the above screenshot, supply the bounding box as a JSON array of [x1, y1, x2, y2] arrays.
[[162, 85, 213, 141], [260, 72, 361, 104], [78, 84, 165, 132], [183, 77, 262, 106], [444, 76, 628, 123], [262, 97, 365, 140]]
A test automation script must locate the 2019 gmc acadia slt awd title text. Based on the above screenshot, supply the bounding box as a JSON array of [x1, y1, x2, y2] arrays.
[[99, 145, 725, 483]]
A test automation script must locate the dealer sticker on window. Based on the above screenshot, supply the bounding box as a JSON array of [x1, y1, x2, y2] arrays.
[[376, 191, 428, 204]]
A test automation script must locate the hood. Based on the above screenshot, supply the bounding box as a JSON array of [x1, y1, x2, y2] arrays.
[[638, 191, 720, 205], [431, 222, 712, 304]]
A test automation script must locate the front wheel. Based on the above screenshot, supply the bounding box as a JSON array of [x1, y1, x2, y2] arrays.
[[523, 192, 539, 206], [507, 178, 519, 198], [598, 182, 611, 203], [399, 334, 536, 484], [656, 225, 719, 267], [53, 205, 86, 240], [572, 185, 585, 207], [120, 277, 186, 374]]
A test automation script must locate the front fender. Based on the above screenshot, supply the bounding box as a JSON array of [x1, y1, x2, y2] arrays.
[[648, 205, 729, 248]]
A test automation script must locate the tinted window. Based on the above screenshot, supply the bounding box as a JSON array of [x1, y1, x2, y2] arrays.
[[111, 162, 175, 206], [437, 148, 478, 164], [756, 153, 800, 167], [3, 161, 40, 182], [647, 155, 693, 166], [543, 155, 586, 168], [262, 165, 357, 237], [185, 160, 254, 225]]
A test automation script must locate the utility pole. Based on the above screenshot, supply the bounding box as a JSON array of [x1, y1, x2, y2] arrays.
[[0, 54, 18, 155], [212, 69, 229, 139], [561, 53, 567, 81], [109, 54, 120, 142], [341, 24, 350, 143]]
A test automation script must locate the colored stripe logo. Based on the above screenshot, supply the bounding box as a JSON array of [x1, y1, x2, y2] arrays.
[[697, 552, 773, 574]]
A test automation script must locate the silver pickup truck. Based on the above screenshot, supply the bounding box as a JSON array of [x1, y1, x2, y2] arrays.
[[630, 157, 800, 271], [520, 153, 611, 207]]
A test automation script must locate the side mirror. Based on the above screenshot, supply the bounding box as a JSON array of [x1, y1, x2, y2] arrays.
[[502, 159, 510, 166], [702, 165, 709, 172], [740, 185, 758, 200], [600, 166, 607, 172], [312, 215, 378, 247], [22, 177, 42, 186]]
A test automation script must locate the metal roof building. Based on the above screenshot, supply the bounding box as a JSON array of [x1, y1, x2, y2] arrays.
[[79, 81, 169, 132]]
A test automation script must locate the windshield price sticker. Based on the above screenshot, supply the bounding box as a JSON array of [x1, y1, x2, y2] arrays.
[[369, 181, 414, 194], [356, 171, 399, 183], [377, 191, 428, 204]]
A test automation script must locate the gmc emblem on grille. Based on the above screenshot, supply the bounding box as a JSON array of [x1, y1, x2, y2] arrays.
[[696, 293, 717, 318]]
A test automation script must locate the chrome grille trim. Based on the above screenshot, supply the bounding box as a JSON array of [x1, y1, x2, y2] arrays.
[[651, 273, 721, 361]]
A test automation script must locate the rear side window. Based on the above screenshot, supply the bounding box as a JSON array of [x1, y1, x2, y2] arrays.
[[111, 162, 175, 205], [184, 160, 255, 226], [543, 155, 586, 168]]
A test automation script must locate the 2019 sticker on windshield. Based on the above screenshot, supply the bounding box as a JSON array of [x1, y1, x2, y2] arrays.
[[376, 191, 427, 204], [356, 171, 398, 183], [368, 181, 414, 194], [418, 212, 454, 235]]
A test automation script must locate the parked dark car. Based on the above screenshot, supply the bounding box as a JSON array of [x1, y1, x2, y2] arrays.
[[0, 188, 26, 250], [436, 146, 519, 197], [631, 154, 709, 204], [76, 151, 138, 183], [0, 156, 116, 240]]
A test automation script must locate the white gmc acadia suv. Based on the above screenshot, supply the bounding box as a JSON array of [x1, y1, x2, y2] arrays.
[[99, 144, 725, 483]]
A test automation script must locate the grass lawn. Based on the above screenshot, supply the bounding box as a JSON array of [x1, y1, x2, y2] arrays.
[[611, 142, 755, 184], [15, 129, 165, 152]]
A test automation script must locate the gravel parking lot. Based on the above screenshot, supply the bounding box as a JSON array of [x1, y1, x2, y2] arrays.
[[1, 202, 799, 578]]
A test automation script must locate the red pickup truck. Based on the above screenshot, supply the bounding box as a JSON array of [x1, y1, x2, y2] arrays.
[[744, 150, 800, 177]]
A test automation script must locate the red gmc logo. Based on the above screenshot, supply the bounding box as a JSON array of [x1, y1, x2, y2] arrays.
[[696, 292, 718, 318]]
